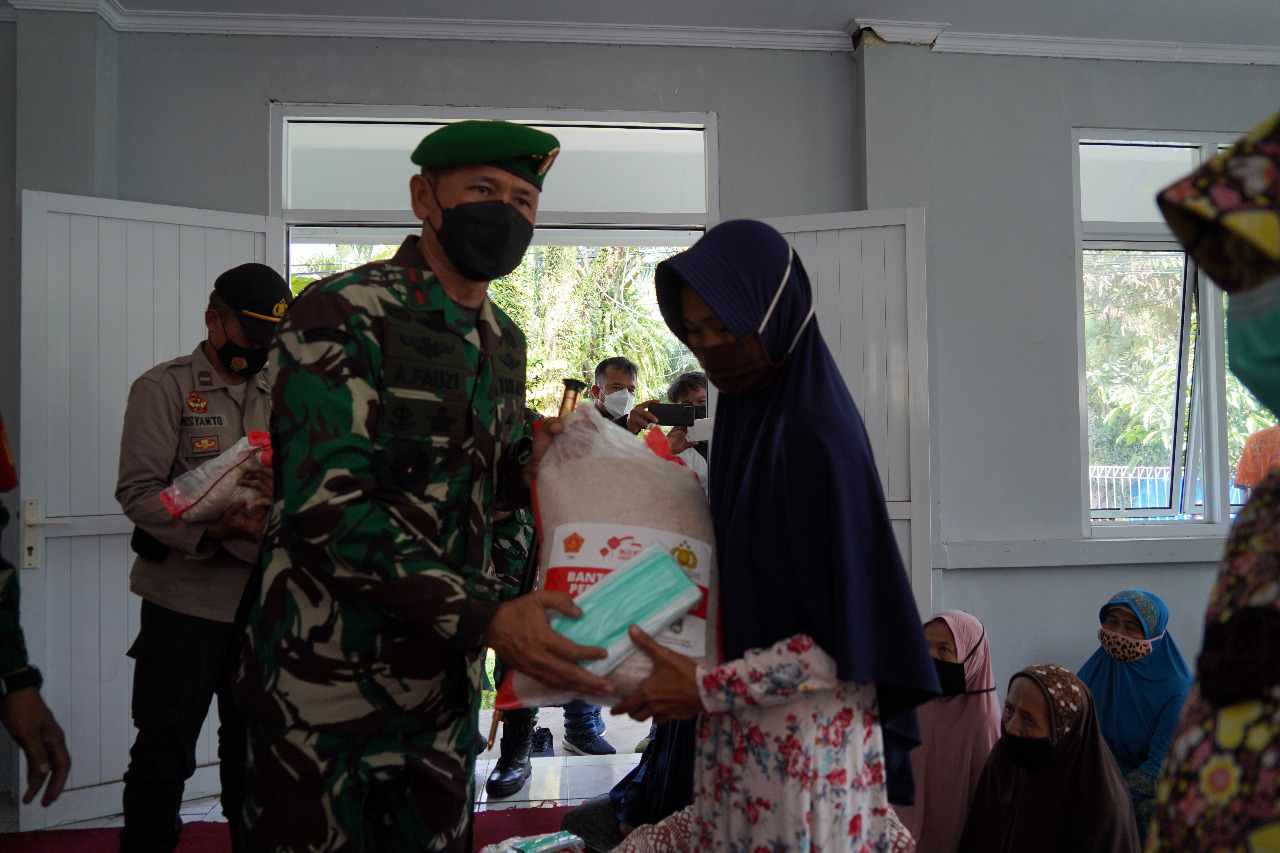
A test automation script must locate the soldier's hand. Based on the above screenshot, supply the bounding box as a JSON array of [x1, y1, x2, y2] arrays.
[[627, 400, 660, 435], [0, 685, 71, 806], [486, 590, 613, 696], [523, 417, 565, 488], [205, 496, 270, 543]]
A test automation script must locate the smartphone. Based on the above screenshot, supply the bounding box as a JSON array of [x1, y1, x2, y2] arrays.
[[649, 403, 696, 426]]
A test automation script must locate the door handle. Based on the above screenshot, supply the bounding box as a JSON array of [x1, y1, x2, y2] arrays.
[[21, 499, 68, 569]]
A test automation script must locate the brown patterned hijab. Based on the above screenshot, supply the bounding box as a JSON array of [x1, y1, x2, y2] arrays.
[[957, 665, 1139, 853]]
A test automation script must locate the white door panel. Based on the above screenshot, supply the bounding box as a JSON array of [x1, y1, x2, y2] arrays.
[[763, 210, 930, 617], [18, 190, 271, 829]]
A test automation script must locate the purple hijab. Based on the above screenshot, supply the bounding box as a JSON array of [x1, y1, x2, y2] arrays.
[[655, 219, 939, 803]]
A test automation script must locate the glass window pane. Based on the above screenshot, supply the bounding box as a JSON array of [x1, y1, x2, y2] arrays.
[[1084, 250, 1190, 516], [1225, 289, 1277, 506], [1079, 144, 1198, 222], [285, 121, 706, 215], [286, 228, 700, 416]]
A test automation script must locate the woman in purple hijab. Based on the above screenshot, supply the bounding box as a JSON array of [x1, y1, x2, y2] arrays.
[[611, 220, 938, 852]]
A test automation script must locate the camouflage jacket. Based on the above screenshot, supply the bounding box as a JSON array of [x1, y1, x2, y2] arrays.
[[237, 236, 532, 735], [490, 508, 536, 599], [0, 503, 30, 675]]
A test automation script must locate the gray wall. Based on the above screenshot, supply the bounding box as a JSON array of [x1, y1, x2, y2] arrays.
[[109, 33, 861, 218], [857, 40, 1280, 690], [0, 17, 17, 801], [6, 11, 1280, 793]]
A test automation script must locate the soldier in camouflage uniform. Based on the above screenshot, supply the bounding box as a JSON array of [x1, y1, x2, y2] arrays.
[[234, 121, 611, 853], [485, 449, 549, 799]]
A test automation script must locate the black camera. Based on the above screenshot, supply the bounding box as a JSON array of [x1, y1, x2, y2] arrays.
[[649, 403, 708, 427]]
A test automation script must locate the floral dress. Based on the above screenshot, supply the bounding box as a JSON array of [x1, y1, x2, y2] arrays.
[[1145, 471, 1280, 851], [615, 634, 906, 853]]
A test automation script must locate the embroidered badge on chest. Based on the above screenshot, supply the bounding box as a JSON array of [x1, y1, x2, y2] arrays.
[[186, 392, 209, 414], [192, 436, 218, 454]]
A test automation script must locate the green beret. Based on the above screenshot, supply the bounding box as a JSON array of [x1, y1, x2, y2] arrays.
[[411, 120, 560, 190]]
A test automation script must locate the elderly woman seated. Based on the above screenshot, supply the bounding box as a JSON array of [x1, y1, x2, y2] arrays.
[[958, 664, 1139, 853]]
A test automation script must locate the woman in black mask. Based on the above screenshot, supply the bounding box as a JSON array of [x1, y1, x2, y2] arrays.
[[898, 611, 1001, 853], [958, 664, 1138, 853]]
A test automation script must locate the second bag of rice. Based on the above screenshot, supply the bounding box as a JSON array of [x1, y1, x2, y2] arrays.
[[158, 431, 271, 522], [495, 404, 720, 710]]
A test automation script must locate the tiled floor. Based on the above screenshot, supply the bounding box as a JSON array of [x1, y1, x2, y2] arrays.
[[0, 709, 647, 832]]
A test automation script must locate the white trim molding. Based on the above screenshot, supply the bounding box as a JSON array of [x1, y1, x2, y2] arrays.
[[851, 19, 949, 46], [935, 31, 1280, 66], [934, 536, 1228, 570], [6, 0, 852, 51], [854, 17, 1280, 66], [10, 3, 1279, 64]]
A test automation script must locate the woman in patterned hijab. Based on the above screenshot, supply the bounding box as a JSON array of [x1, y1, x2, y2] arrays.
[[1078, 590, 1192, 840], [957, 664, 1139, 853], [1147, 108, 1280, 851]]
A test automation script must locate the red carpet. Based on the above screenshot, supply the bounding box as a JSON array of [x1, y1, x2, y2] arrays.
[[0, 807, 576, 852], [0, 820, 228, 852], [472, 805, 575, 849]]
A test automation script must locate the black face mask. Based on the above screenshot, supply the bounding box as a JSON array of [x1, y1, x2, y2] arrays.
[[215, 339, 269, 378], [428, 192, 534, 282], [934, 659, 968, 696], [1001, 732, 1055, 771], [933, 627, 994, 697]]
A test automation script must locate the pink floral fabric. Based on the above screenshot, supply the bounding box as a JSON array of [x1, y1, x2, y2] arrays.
[[626, 633, 899, 852]]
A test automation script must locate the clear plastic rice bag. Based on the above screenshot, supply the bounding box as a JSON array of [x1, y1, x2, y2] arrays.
[[495, 404, 720, 710], [158, 431, 272, 522]]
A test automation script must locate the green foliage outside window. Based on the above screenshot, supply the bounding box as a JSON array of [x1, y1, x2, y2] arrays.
[[1083, 249, 1271, 473], [290, 242, 700, 416]]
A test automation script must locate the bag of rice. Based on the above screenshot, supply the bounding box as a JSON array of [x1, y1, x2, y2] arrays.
[[158, 431, 271, 522], [495, 404, 720, 710]]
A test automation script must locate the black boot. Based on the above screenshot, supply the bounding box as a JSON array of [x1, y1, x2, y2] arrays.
[[486, 709, 534, 798]]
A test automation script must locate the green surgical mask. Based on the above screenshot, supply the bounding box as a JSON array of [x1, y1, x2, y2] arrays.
[[1228, 276, 1280, 417]]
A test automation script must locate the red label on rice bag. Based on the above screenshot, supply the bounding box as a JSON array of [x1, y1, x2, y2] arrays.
[[546, 522, 712, 658]]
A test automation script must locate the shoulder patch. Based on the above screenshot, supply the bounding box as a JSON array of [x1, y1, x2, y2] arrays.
[[302, 327, 354, 346], [138, 355, 192, 383]]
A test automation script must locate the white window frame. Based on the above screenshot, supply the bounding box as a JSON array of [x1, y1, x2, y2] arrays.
[[268, 104, 720, 268], [1073, 128, 1243, 539]]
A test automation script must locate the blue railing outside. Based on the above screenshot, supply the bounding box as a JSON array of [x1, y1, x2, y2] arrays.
[[1090, 465, 1248, 515]]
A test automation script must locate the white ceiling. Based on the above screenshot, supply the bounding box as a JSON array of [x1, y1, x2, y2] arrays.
[[101, 0, 1280, 48]]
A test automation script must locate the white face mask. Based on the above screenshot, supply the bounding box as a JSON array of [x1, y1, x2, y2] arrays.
[[602, 388, 635, 418]]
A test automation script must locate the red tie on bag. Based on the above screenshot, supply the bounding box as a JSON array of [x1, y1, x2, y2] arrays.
[[0, 408, 17, 493]]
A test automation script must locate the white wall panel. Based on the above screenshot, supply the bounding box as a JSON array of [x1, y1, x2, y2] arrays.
[[46, 213, 73, 519], [99, 218, 129, 515], [765, 210, 928, 613], [68, 216, 101, 518], [20, 190, 270, 828]]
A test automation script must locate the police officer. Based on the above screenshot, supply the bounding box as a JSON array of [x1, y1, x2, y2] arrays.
[[115, 263, 290, 853], [235, 120, 611, 853]]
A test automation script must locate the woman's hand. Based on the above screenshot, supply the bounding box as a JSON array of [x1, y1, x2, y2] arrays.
[[611, 625, 704, 723]]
